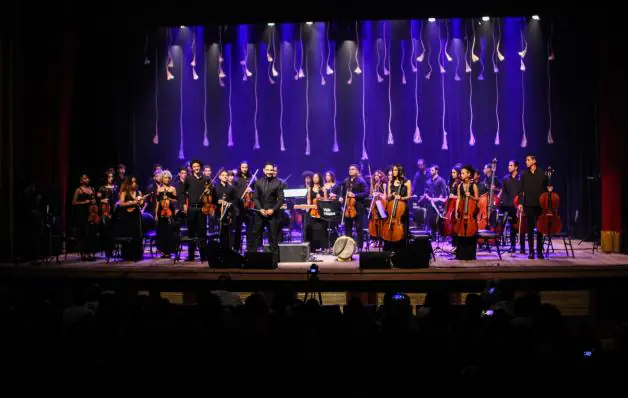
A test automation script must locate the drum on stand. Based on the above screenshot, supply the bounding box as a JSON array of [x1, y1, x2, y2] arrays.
[[141, 212, 155, 234], [333, 236, 357, 261]]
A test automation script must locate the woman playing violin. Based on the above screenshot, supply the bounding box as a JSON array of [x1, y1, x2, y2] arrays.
[[115, 176, 145, 261], [383, 164, 412, 250], [155, 170, 178, 258], [72, 174, 98, 261], [455, 165, 480, 260], [305, 172, 329, 251], [98, 170, 117, 259]]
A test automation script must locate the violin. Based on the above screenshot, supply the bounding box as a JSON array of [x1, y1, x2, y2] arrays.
[[343, 180, 357, 219], [308, 186, 321, 218], [240, 169, 259, 210], [127, 192, 152, 212], [88, 191, 100, 224], [454, 182, 479, 237], [201, 182, 216, 216], [98, 189, 112, 220], [159, 191, 173, 218], [536, 166, 562, 236], [381, 180, 406, 242]]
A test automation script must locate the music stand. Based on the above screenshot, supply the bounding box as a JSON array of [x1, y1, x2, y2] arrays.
[[318, 200, 343, 254]]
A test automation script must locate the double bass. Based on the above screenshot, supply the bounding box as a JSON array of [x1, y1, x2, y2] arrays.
[[454, 182, 479, 237], [381, 180, 406, 243], [478, 158, 500, 230], [536, 166, 561, 236]]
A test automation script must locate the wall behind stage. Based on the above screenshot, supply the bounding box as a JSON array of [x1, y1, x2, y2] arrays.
[[129, 18, 598, 229]]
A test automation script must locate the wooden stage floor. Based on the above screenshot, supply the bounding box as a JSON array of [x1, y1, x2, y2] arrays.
[[3, 241, 628, 292]]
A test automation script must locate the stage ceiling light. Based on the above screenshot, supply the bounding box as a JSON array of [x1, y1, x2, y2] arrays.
[[306, 21, 314, 25], [532, 15, 540, 20], [482, 16, 490, 21], [268, 22, 275, 27], [428, 17, 436, 22]]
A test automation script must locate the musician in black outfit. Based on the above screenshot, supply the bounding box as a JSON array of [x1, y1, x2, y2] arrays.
[[249, 162, 285, 264], [340, 164, 369, 251], [113, 164, 127, 188], [423, 165, 448, 236], [411, 158, 428, 196], [499, 160, 525, 254], [214, 169, 236, 250], [182, 160, 210, 261], [517, 154, 549, 259], [479, 163, 502, 196], [234, 161, 256, 253]]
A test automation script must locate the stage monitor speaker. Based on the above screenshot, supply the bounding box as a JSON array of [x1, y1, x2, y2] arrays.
[[264, 243, 310, 263], [207, 241, 246, 268], [359, 252, 392, 269], [389, 237, 432, 269], [244, 252, 277, 269]]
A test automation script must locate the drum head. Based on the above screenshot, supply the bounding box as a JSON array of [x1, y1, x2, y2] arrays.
[[333, 236, 357, 261]]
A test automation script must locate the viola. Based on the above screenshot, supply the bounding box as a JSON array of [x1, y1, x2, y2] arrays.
[[159, 191, 173, 218], [453, 182, 479, 237], [536, 166, 562, 236], [309, 186, 321, 218], [88, 191, 100, 224], [381, 181, 406, 242], [201, 183, 216, 216], [343, 180, 357, 219]]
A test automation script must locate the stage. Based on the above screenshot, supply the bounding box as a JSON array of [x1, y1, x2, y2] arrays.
[[3, 240, 628, 292]]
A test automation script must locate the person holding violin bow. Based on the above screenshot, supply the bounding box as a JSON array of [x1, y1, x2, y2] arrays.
[[97, 170, 118, 259], [182, 160, 210, 262], [305, 172, 329, 252], [72, 174, 99, 261], [422, 165, 449, 237], [340, 164, 369, 251], [115, 176, 147, 261], [454, 165, 480, 260], [498, 160, 525, 254], [234, 161, 256, 254], [517, 154, 550, 259], [382, 164, 412, 250], [368, 169, 387, 248], [155, 170, 178, 258], [214, 169, 236, 250]]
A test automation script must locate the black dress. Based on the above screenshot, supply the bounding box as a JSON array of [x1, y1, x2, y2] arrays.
[[114, 190, 143, 261], [98, 185, 117, 258], [74, 188, 99, 257], [156, 190, 178, 256], [304, 187, 329, 252]]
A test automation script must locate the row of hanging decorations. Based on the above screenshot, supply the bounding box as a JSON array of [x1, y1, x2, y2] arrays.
[[145, 19, 556, 160]]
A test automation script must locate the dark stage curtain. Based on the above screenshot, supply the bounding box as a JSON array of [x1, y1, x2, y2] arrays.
[[598, 25, 628, 253]]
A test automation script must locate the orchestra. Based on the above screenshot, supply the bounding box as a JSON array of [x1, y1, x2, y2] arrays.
[[64, 152, 563, 264]]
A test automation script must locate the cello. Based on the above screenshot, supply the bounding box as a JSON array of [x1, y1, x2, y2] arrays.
[[454, 182, 479, 237], [440, 191, 458, 237], [381, 180, 406, 243], [536, 166, 561, 237], [367, 167, 387, 241]]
